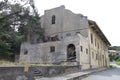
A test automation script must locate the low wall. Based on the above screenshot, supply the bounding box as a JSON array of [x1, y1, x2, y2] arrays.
[[0, 66, 80, 80]]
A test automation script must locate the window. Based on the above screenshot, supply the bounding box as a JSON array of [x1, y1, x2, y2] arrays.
[[92, 52, 94, 59], [50, 46, 55, 52], [91, 33, 93, 44], [66, 33, 71, 36], [24, 49, 28, 55], [96, 54, 98, 60], [80, 46, 83, 52], [76, 32, 80, 34], [37, 38, 40, 43], [101, 42, 103, 49], [95, 39, 96, 46], [51, 15, 55, 24], [98, 43, 99, 49], [86, 48, 88, 54]]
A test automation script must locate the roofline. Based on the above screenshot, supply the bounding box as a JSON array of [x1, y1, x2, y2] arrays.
[[88, 20, 111, 46]]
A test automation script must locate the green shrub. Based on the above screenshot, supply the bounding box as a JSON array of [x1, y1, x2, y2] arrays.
[[116, 57, 120, 61], [109, 65, 113, 68], [116, 61, 120, 65], [115, 55, 120, 61], [109, 54, 120, 61], [107, 65, 115, 69]]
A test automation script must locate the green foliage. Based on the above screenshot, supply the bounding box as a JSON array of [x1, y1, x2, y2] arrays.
[[109, 54, 120, 62], [109, 54, 115, 61], [115, 55, 120, 61], [108, 65, 114, 68], [0, 0, 43, 61], [116, 61, 120, 65], [109, 46, 120, 51], [116, 57, 120, 61]]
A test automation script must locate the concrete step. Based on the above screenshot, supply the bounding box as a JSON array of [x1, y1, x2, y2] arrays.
[[34, 70, 42, 76]]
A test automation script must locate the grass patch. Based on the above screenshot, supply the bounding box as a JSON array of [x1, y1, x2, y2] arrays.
[[0, 60, 12, 64], [0, 60, 17, 66], [116, 61, 120, 65]]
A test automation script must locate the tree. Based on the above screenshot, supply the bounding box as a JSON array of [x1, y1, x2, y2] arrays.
[[0, 0, 44, 61], [109, 46, 120, 51]]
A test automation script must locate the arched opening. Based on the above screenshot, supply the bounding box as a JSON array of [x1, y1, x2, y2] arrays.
[[51, 15, 55, 24], [67, 44, 76, 61]]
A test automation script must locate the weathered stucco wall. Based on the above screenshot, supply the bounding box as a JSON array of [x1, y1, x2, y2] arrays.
[[20, 34, 90, 70], [88, 26, 109, 68], [41, 5, 89, 40], [63, 9, 88, 37], [0, 66, 80, 80], [20, 41, 66, 64], [43, 6, 64, 35], [19, 5, 110, 70]]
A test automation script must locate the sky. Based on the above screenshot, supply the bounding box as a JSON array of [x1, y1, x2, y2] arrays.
[[34, 0, 120, 46]]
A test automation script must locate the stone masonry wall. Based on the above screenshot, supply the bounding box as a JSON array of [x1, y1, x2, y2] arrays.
[[0, 66, 80, 80]]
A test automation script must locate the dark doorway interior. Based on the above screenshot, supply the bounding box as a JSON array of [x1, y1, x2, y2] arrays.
[[67, 44, 76, 61]]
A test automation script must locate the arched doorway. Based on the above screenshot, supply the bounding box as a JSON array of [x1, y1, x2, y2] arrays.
[[67, 44, 76, 61]]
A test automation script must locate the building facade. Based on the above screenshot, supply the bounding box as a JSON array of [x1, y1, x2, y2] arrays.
[[19, 5, 110, 70]]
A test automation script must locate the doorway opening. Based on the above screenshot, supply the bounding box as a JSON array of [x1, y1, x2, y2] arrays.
[[67, 44, 76, 61]]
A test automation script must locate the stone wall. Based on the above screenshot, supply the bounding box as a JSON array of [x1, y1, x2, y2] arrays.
[[0, 66, 80, 80], [20, 35, 82, 64], [41, 5, 88, 40], [19, 33, 91, 70], [19, 41, 66, 64]]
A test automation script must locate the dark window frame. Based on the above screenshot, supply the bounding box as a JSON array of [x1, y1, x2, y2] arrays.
[[66, 33, 71, 36], [52, 15, 56, 24], [92, 52, 94, 59], [24, 49, 28, 55], [95, 38, 96, 46], [80, 46, 83, 52], [50, 46, 55, 52], [86, 48, 88, 54], [96, 54, 98, 60], [91, 33, 93, 44], [98, 43, 99, 49]]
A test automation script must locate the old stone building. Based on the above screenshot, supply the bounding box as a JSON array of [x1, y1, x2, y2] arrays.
[[19, 5, 111, 70]]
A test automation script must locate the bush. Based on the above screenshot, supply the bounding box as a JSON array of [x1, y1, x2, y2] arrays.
[[116, 61, 120, 65], [115, 55, 120, 61], [109, 54, 120, 61], [109, 54, 116, 61], [116, 57, 120, 61], [109, 65, 113, 68], [107, 65, 115, 69]]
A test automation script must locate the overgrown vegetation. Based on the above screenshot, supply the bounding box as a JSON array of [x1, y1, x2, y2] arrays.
[[0, 0, 43, 61], [116, 61, 120, 65], [108, 65, 114, 69], [109, 46, 120, 51], [109, 54, 120, 62], [109, 46, 120, 66]]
